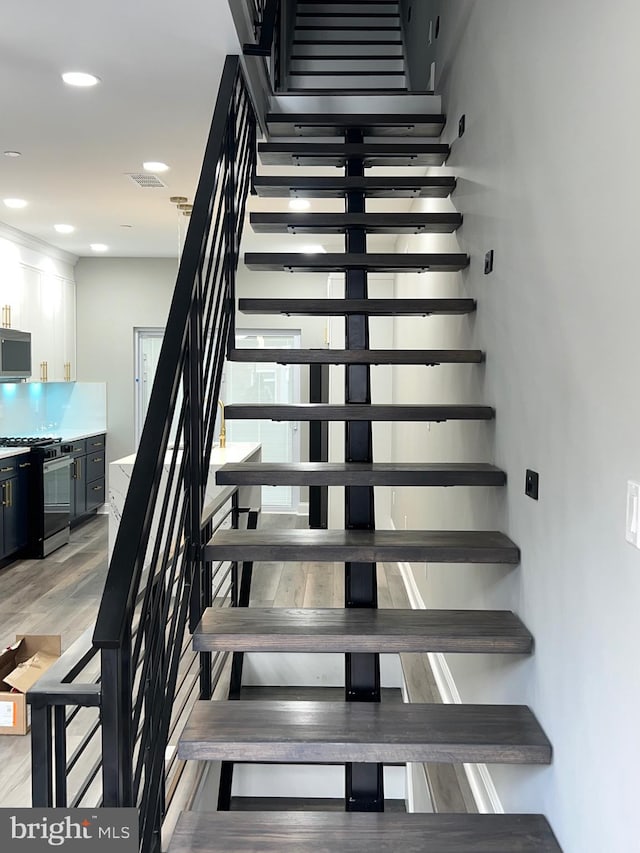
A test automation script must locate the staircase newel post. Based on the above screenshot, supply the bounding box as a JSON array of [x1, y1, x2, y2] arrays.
[[101, 641, 134, 807]]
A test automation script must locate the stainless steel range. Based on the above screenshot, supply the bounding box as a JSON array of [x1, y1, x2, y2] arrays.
[[0, 436, 72, 557]]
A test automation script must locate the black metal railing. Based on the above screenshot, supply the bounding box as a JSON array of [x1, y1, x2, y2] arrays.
[[243, 0, 282, 90], [28, 488, 238, 816], [43, 54, 259, 853]]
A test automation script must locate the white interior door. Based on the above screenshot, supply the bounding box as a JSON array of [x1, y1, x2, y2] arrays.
[[134, 328, 164, 448]]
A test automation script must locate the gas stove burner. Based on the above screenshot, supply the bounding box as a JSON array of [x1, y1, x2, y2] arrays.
[[0, 436, 62, 448]]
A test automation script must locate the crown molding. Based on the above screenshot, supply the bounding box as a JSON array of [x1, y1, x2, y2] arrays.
[[0, 221, 78, 266]]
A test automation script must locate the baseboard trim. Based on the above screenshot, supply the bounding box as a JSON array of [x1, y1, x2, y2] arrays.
[[390, 520, 503, 816]]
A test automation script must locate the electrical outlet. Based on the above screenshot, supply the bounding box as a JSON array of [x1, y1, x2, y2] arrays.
[[458, 114, 466, 138], [525, 469, 539, 500], [484, 249, 494, 275], [626, 481, 640, 548]]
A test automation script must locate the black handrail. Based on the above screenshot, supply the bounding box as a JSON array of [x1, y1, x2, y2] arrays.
[[89, 53, 256, 852]]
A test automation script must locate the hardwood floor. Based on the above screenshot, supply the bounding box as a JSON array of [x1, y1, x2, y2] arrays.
[[0, 515, 108, 807], [0, 516, 108, 651]]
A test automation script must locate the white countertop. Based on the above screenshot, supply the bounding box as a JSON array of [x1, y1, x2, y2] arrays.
[[0, 447, 31, 461], [57, 429, 107, 442], [112, 441, 260, 468], [0, 430, 106, 458]]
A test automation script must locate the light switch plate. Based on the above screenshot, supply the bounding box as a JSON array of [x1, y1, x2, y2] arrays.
[[626, 481, 640, 548]]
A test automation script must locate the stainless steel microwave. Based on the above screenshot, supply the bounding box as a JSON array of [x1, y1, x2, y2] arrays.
[[0, 328, 32, 380]]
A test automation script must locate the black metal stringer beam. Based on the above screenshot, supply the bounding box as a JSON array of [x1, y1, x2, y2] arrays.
[[343, 128, 383, 813]]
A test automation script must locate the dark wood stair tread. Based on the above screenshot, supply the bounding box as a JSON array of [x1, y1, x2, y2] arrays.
[[216, 461, 505, 486], [194, 608, 532, 654], [239, 297, 476, 315], [244, 253, 469, 272], [205, 528, 519, 564], [258, 142, 449, 166], [228, 796, 406, 812], [228, 348, 483, 365], [178, 700, 550, 764], [224, 403, 495, 421], [289, 69, 406, 75], [295, 24, 402, 30], [249, 212, 462, 234], [252, 175, 456, 198], [287, 87, 410, 94], [239, 686, 402, 703], [169, 811, 561, 853], [266, 112, 445, 138], [294, 38, 404, 44]]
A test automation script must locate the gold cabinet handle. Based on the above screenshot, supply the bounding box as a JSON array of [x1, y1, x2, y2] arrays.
[[1, 305, 11, 328], [0, 466, 12, 472], [64, 361, 72, 382], [6, 480, 11, 507], [18, 462, 30, 469], [92, 484, 102, 491], [92, 457, 103, 463]]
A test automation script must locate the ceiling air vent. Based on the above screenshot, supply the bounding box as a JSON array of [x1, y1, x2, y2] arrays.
[[127, 172, 166, 188]]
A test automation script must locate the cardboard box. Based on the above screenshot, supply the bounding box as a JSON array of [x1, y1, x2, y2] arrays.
[[0, 635, 61, 735]]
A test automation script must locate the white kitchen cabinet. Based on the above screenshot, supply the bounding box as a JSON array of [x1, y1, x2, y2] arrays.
[[3, 266, 76, 383], [0, 266, 27, 331]]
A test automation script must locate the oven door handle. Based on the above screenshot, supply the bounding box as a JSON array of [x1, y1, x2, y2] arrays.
[[43, 456, 72, 473]]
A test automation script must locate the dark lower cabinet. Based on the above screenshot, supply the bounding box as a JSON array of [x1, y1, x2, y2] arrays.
[[70, 454, 87, 519], [0, 456, 30, 563], [68, 434, 106, 527]]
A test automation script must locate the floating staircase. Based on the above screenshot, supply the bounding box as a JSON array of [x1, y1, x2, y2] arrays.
[[168, 4, 561, 850], [289, 0, 408, 91]]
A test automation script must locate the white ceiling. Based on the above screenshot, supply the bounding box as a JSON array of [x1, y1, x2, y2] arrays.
[[1, 2, 437, 262], [0, 1, 241, 258]]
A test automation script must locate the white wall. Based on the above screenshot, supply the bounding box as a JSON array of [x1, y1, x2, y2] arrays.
[[75, 258, 330, 476], [75, 258, 177, 464], [393, 2, 640, 851]]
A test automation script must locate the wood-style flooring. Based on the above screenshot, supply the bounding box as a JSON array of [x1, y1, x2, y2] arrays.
[[0, 516, 108, 807]]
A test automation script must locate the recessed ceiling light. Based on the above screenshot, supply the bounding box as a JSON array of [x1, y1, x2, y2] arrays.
[[90, 243, 108, 253], [54, 224, 75, 234], [3, 198, 28, 209], [62, 71, 100, 87], [3, 151, 21, 158], [301, 244, 326, 254], [289, 198, 310, 211], [143, 161, 169, 173]]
